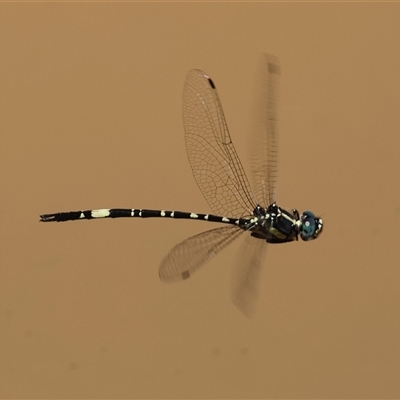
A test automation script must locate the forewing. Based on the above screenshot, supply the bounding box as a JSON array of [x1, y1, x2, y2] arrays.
[[248, 53, 280, 207], [183, 69, 256, 218], [159, 226, 245, 283]]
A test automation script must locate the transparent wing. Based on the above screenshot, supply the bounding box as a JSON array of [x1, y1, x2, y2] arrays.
[[159, 226, 245, 283], [183, 69, 256, 218], [231, 235, 268, 318], [248, 53, 280, 207]]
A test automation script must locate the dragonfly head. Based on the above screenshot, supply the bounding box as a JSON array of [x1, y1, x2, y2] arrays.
[[300, 211, 323, 241]]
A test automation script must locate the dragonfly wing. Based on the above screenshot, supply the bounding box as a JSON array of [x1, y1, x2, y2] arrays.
[[231, 234, 268, 318], [247, 53, 280, 207], [159, 226, 245, 283], [183, 69, 256, 218]]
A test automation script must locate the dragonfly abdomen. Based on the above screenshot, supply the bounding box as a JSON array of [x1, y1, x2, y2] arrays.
[[40, 208, 251, 227]]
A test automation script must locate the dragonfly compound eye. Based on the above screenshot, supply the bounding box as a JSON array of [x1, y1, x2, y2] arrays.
[[300, 211, 323, 241]]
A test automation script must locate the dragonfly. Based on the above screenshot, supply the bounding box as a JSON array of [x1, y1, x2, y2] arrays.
[[40, 54, 323, 317]]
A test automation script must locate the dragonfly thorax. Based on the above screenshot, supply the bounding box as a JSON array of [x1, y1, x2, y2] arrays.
[[249, 203, 323, 244], [249, 203, 298, 243]]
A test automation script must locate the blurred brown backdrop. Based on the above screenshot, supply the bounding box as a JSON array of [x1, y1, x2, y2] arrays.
[[1, 2, 400, 398]]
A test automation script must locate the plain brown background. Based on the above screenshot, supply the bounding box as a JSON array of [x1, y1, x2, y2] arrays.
[[1, 2, 400, 399]]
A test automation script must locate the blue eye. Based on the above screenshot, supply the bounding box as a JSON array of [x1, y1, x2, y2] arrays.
[[300, 211, 323, 241]]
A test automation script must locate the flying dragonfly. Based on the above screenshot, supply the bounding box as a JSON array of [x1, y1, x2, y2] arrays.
[[40, 54, 323, 317]]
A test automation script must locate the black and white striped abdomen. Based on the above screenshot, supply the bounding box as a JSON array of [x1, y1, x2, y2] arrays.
[[40, 208, 253, 228]]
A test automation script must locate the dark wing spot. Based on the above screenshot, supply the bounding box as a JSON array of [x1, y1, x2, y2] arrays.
[[268, 62, 280, 75], [181, 270, 191, 280]]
